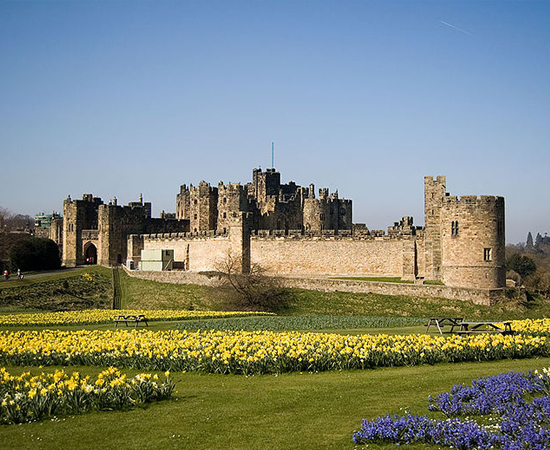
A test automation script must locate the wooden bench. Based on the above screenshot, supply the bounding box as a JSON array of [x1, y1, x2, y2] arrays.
[[425, 317, 464, 334], [456, 321, 513, 336], [114, 314, 149, 328]]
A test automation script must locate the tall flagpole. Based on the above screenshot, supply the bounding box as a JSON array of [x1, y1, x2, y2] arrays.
[[272, 142, 274, 168]]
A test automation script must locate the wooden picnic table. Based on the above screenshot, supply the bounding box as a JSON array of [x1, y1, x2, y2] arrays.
[[425, 317, 464, 334], [114, 314, 149, 328], [457, 321, 513, 336]]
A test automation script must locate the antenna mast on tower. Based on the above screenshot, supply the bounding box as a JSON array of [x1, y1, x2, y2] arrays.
[[271, 141, 274, 168]]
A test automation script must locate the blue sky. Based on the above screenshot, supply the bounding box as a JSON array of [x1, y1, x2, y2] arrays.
[[1, 0, 548, 243]]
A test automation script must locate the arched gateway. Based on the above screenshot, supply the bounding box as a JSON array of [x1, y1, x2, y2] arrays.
[[84, 243, 97, 264]]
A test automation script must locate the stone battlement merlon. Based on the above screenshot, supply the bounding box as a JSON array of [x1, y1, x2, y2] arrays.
[[443, 195, 505, 205]]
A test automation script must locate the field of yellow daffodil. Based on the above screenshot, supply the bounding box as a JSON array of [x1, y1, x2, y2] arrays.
[[505, 318, 550, 335], [0, 366, 174, 424], [0, 309, 273, 327], [1, 328, 549, 375]]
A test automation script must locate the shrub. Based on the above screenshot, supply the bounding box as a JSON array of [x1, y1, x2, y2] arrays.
[[9, 237, 61, 271]]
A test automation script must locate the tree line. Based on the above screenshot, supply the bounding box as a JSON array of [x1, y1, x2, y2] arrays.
[[506, 231, 550, 298]]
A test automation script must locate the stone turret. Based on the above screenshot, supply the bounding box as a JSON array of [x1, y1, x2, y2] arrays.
[[189, 181, 218, 232], [217, 182, 249, 234], [440, 195, 505, 288], [62, 194, 103, 267], [424, 176, 446, 280]]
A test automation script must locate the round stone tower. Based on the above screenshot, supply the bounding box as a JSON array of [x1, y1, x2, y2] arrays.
[[440, 195, 505, 289]]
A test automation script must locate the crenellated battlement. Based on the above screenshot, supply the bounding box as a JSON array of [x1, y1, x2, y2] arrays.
[[443, 195, 504, 206]]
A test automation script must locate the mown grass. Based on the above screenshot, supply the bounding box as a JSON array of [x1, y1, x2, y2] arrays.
[[2, 269, 550, 448], [0, 267, 112, 311], [4, 268, 549, 321], [331, 276, 444, 286], [332, 276, 414, 283], [176, 315, 426, 332], [1, 358, 550, 450], [284, 288, 550, 320], [118, 270, 220, 311]]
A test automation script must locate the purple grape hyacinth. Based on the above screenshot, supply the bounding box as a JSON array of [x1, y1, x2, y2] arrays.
[[353, 369, 550, 449]]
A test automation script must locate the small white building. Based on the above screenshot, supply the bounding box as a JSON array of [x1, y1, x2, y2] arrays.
[[138, 249, 174, 271]]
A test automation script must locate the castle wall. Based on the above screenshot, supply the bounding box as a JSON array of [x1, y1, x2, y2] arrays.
[[249, 236, 407, 276], [142, 234, 232, 272]]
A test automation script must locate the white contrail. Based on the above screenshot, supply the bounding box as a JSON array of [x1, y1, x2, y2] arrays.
[[440, 20, 472, 36]]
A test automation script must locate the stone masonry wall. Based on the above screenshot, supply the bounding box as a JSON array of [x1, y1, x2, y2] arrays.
[[142, 234, 232, 272], [122, 266, 504, 306], [440, 195, 505, 289], [250, 236, 407, 276]]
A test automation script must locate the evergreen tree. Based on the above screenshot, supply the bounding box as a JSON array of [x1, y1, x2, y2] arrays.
[[535, 232, 543, 249], [527, 232, 534, 248], [507, 254, 537, 279]]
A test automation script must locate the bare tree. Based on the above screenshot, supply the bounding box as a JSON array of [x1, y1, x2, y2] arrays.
[[215, 251, 289, 311]]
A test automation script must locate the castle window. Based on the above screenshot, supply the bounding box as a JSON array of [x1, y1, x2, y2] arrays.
[[223, 197, 227, 204], [484, 248, 492, 262], [194, 214, 197, 220], [194, 199, 198, 205], [451, 221, 459, 236], [223, 212, 227, 219]]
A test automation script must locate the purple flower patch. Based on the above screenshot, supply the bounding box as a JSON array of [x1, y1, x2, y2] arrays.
[[353, 369, 550, 449]]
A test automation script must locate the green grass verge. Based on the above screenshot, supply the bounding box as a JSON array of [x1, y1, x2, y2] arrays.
[[1, 358, 549, 449], [332, 276, 414, 283], [331, 277, 445, 286]]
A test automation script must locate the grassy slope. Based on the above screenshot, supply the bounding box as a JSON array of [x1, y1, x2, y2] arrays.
[[118, 270, 550, 320], [3, 268, 550, 320], [0, 267, 112, 312], [2, 358, 550, 450]]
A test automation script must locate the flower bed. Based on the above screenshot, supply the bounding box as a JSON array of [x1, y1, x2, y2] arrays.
[[353, 368, 550, 449], [507, 318, 550, 335], [0, 367, 174, 424], [0, 309, 273, 327], [0, 329, 549, 375]]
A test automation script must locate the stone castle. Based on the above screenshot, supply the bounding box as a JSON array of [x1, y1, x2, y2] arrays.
[[56, 168, 506, 293]]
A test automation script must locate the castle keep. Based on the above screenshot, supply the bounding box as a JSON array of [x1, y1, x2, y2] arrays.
[[59, 169, 506, 292], [176, 168, 352, 234]]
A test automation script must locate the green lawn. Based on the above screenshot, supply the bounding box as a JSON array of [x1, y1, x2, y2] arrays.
[[1, 358, 549, 450], [2, 269, 550, 449]]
